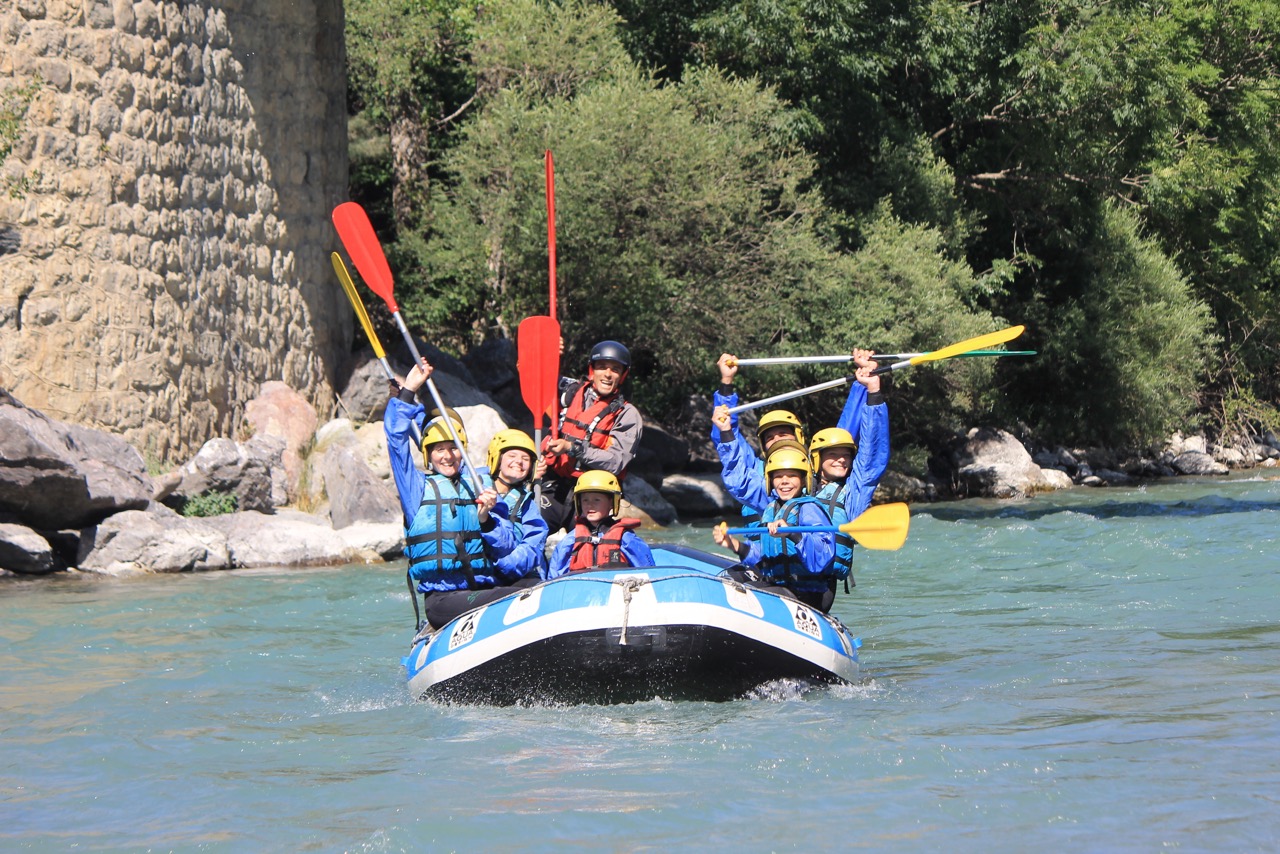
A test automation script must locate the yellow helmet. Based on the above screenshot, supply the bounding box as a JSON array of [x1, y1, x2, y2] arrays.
[[487, 428, 537, 475], [764, 444, 812, 494], [808, 427, 857, 472], [573, 469, 622, 516], [757, 409, 805, 446], [421, 415, 468, 453]]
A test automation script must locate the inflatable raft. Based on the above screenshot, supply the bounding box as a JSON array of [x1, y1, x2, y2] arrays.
[[403, 544, 861, 705]]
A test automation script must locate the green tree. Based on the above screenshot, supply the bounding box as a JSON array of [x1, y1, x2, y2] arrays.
[[395, 0, 999, 426], [1006, 203, 1216, 446], [609, 0, 1268, 446], [345, 0, 480, 225]]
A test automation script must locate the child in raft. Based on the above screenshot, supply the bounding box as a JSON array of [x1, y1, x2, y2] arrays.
[[711, 442, 839, 611], [710, 348, 888, 516], [480, 429, 549, 582], [546, 470, 655, 577]]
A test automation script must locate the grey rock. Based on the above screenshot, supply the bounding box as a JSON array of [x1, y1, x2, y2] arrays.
[[1211, 444, 1246, 467], [337, 350, 399, 424], [205, 509, 400, 567], [0, 522, 62, 574], [639, 419, 690, 477], [1095, 468, 1137, 486], [166, 435, 283, 513], [1039, 468, 1075, 491], [0, 389, 153, 529], [660, 473, 739, 517], [312, 439, 400, 529], [622, 476, 678, 526], [1172, 451, 1229, 476], [77, 506, 230, 574], [951, 427, 1049, 499], [872, 470, 935, 503], [461, 338, 517, 393]]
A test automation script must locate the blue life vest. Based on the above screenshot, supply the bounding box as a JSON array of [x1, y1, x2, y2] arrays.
[[404, 475, 494, 591], [757, 496, 831, 588], [503, 487, 533, 537], [813, 481, 855, 584]]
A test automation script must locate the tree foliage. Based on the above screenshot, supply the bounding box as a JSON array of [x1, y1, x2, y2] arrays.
[[345, 0, 1277, 449], [382, 0, 998, 424]]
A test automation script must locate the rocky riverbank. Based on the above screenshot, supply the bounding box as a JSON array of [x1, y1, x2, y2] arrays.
[[3, 351, 1277, 577]]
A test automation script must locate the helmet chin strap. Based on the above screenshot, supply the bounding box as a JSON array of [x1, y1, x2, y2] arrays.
[[496, 472, 529, 489]]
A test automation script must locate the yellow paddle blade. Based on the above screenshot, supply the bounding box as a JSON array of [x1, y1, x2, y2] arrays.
[[909, 325, 1025, 366], [331, 252, 386, 360], [839, 502, 910, 551]]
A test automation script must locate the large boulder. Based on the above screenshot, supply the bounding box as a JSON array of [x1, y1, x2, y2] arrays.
[[243, 382, 318, 499], [0, 389, 153, 529], [336, 350, 400, 423], [162, 434, 286, 513], [659, 473, 739, 517], [670, 392, 734, 472], [622, 476, 678, 526], [0, 522, 64, 574], [632, 419, 690, 487], [872, 470, 936, 503], [204, 509, 402, 566], [1171, 451, 1229, 476], [77, 506, 231, 574], [951, 427, 1051, 499], [308, 419, 401, 528], [461, 337, 518, 394]]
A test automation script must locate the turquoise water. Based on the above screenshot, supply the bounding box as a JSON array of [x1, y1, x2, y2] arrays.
[[3, 476, 1279, 851]]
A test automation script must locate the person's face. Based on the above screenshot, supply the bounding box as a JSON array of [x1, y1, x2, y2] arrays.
[[760, 426, 794, 448], [771, 470, 804, 500], [499, 449, 532, 482], [578, 491, 613, 523], [589, 359, 626, 396], [819, 446, 853, 481], [429, 442, 462, 477]]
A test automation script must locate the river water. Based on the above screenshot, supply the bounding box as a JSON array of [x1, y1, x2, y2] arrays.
[[3, 476, 1279, 851]]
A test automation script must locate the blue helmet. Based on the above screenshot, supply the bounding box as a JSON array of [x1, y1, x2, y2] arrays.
[[589, 340, 631, 370]]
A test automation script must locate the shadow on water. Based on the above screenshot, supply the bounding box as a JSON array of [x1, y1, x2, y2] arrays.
[[918, 494, 1280, 524]]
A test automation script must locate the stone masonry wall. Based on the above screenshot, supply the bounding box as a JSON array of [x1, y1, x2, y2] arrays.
[[0, 0, 350, 461]]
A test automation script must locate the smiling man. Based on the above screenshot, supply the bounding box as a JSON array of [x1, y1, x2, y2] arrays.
[[538, 340, 644, 534]]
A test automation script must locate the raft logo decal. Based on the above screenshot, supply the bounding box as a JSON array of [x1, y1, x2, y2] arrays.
[[449, 612, 478, 650], [790, 603, 822, 639]]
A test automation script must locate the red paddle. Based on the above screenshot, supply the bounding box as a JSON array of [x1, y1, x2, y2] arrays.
[[519, 315, 561, 440], [331, 201, 481, 492], [519, 315, 559, 504]]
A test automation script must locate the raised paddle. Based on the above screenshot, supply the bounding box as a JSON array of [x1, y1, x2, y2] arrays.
[[726, 326, 1028, 415], [727, 350, 1036, 367], [331, 252, 421, 445], [722, 502, 910, 551], [331, 201, 481, 492], [871, 325, 1025, 376], [545, 149, 558, 320]]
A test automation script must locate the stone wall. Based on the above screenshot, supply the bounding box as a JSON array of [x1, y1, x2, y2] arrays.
[[0, 0, 350, 461]]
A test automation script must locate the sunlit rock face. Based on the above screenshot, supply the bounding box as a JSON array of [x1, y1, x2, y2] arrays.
[[0, 0, 350, 460]]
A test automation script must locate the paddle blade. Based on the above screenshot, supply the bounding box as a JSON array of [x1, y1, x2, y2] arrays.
[[332, 202, 399, 314], [518, 315, 561, 431], [330, 253, 386, 361], [910, 325, 1025, 366], [840, 503, 910, 551]]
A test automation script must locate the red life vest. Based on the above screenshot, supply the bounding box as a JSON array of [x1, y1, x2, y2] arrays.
[[545, 382, 628, 478], [567, 517, 643, 572]]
